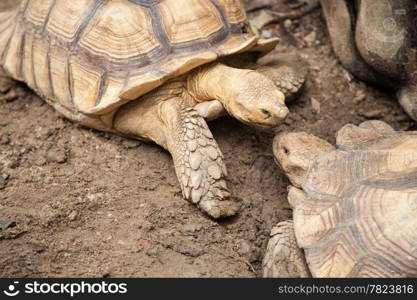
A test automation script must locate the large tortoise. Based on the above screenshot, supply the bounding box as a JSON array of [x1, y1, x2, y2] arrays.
[[0, 0, 306, 218], [263, 120, 417, 277], [320, 0, 417, 120]]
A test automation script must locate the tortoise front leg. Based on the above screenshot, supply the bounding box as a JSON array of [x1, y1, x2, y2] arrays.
[[263, 220, 310, 278], [114, 96, 238, 219]]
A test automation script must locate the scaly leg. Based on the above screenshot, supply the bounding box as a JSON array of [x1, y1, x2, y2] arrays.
[[263, 220, 310, 278], [114, 96, 239, 218]]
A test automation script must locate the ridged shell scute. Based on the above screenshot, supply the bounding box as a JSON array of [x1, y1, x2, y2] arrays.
[[45, 0, 97, 43], [79, 1, 159, 61], [216, 0, 247, 24], [294, 133, 417, 277]]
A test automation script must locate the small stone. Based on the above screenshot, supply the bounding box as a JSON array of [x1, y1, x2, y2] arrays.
[[34, 157, 47, 166], [311, 97, 321, 114], [283, 19, 292, 29], [181, 223, 203, 234], [0, 177, 6, 190], [68, 211, 78, 221], [9, 160, 20, 169], [0, 134, 10, 145], [261, 30, 273, 39], [174, 240, 203, 257], [122, 139, 141, 149], [46, 149, 67, 163], [237, 240, 261, 263], [352, 91, 366, 103], [304, 30, 316, 45], [360, 109, 385, 119]]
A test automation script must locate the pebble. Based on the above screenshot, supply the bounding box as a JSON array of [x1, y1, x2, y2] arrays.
[[283, 19, 292, 29], [304, 31, 317, 45], [46, 149, 67, 163], [311, 97, 321, 114], [261, 30, 273, 39], [181, 223, 203, 234], [0, 177, 6, 190], [122, 139, 141, 149], [0, 134, 10, 145], [353, 91, 367, 103], [236, 240, 261, 263], [360, 109, 385, 119], [68, 211, 78, 221]]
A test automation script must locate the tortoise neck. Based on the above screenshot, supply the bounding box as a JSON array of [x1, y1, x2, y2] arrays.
[[186, 62, 251, 111]]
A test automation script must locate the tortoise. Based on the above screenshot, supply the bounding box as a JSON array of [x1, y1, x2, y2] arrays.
[[263, 120, 417, 277], [0, 0, 307, 218], [320, 0, 417, 120]]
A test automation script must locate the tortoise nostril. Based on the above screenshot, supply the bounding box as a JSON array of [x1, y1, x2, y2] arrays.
[[261, 109, 272, 119]]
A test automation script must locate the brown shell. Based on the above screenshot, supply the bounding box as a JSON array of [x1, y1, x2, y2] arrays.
[[0, 0, 277, 119], [294, 133, 417, 277]]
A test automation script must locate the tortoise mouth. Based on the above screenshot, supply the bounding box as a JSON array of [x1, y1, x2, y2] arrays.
[[248, 121, 280, 131], [245, 110, 289, 130]]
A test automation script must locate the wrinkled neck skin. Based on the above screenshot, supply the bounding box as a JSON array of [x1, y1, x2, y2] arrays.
[[187, 63, 242, 109]]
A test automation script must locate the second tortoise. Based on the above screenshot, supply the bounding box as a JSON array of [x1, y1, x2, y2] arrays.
[[264, 120, 417, 277]]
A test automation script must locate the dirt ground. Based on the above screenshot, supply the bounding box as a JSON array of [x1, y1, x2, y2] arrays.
[[0, 0, 415, 278]]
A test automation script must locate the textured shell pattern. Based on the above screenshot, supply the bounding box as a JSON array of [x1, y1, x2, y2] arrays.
[[294, 133, 417, 277], [0, 0, 277, 129]]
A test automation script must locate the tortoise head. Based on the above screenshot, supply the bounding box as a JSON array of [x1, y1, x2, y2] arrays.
[[273, 132, 335, 187], [226, 70, 289, 130], [188, 63, 289, 130]]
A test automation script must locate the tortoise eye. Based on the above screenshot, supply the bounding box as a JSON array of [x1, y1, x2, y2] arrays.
[[261, 109, 272, 120], [283, 147, 290, 155]]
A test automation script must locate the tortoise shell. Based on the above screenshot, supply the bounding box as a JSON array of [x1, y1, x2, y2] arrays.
[[0, 0, 277, 119], [294, 132, 417, 277]]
